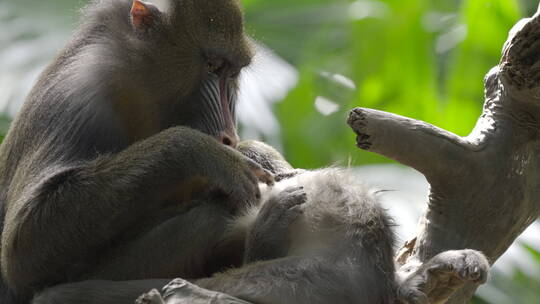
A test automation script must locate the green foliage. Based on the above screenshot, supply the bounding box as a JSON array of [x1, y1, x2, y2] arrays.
[[0, 116, 9, 143], [243, 0, 525, 168]]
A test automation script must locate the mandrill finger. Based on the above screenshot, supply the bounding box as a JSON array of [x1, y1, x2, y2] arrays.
[[257, 168, 275, 186], [245, 158, 275, 185]]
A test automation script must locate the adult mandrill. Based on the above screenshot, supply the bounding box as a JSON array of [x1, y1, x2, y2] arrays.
[[0, 0, 272, 303]]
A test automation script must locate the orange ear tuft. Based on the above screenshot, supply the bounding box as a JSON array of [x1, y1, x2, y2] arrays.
[[130, 0, 154, 31]]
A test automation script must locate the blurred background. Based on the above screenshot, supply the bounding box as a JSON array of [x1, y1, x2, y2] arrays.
[[1, 0, 540, 302]]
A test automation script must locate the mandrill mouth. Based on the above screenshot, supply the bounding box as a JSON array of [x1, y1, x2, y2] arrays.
[[219, 75, 235, 133], [199, 74, 239, 147]]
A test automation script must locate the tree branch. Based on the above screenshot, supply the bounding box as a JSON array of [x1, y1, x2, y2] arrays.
[[346, 108, 479, 182], [349, 4, 540, 304]]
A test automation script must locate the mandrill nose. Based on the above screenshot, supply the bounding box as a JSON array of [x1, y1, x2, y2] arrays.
[[219, 132, 239, 148]]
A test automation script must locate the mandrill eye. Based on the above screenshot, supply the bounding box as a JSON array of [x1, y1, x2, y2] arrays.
[[207, 57, 225, 76]]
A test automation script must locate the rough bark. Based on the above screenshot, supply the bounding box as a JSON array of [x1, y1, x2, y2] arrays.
[[348, 6, 540, 304]]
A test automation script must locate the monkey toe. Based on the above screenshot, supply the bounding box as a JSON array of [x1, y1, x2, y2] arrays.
[[428, 249, 490, 284], [255, 167, 275, 186], [282, 185, 303, 193], [459, 265, 482, 283], [274, 169, 306, 182], [459, 250, 490, 283], [244, 157, 275, 186], [135, 289, 164, 304], [397, 287, 428, 304], [281, 187, 308, 209]]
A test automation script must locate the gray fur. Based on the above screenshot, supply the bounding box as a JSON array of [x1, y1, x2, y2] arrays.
[[31, 142, 399, 304], [195, 152, 397, 304]]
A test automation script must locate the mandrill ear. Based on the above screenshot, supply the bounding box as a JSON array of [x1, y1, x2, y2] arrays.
[[130, 0, 160, 33]]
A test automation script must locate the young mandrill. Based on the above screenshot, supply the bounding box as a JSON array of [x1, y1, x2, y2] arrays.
[[187, 141, 489, 304], [192, 141, 398, 304], [36, 141, 398, 304]]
